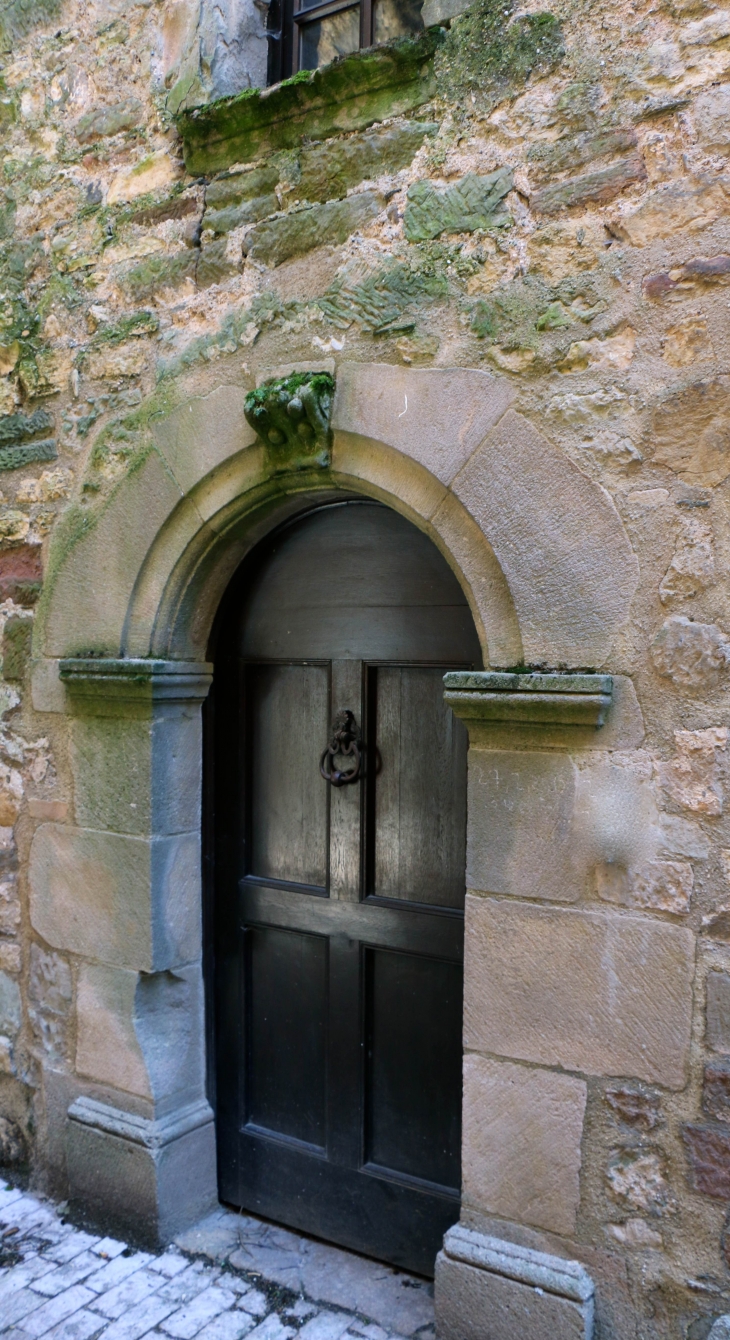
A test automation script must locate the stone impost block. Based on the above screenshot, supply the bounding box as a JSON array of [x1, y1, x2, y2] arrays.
[[464, 899, 694, 1088], [462, 1055, 586, 1235], [445, 671, 613, 728], [435, 1226, 595, 1340], [66, 1095, 217, 1246], [29, 823, 201, 972], [60, 658, 212, 716]]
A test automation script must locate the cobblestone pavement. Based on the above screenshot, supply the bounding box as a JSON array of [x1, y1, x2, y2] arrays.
[[0, 1180, 435, 1340]]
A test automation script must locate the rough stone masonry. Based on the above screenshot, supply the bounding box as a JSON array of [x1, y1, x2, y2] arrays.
[[4, 0, 730, 1335]]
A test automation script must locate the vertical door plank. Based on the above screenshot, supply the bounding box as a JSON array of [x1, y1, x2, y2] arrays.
[[248, 663, 329, 888], [371, 667, 467, 907], [326, 934, 363, 1166]]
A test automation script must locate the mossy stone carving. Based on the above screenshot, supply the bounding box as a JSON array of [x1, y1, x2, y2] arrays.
[[244, 372, 335, 473], [404, 169, 513, 243]]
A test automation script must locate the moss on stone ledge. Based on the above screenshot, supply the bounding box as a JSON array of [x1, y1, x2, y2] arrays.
[[177, 30, 445, 175]]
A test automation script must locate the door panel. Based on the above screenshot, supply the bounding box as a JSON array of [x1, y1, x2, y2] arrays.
[[369, 666, 468, 908], [365, 948, 463, 1190], [213, 500, 481, 1278], [247, 663, 329, 888], [245, 925, 328, 1149]]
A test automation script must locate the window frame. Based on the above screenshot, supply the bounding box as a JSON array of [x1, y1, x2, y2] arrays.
[[267, 0, 374, 84]]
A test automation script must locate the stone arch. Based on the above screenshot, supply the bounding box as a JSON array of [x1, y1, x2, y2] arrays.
[[35, 364, 638, 676]]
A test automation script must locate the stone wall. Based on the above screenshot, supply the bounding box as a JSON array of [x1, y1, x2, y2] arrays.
[[3, 0, 730, 1332]]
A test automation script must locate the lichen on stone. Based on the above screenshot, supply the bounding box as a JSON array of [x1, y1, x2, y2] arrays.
[[434, 0, 563, 113], [404, 168, 513, 242], [244, 371, 335, 473]]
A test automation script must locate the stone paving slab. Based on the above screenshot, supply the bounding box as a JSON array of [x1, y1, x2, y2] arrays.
[[0, 1180, 435, 1340]]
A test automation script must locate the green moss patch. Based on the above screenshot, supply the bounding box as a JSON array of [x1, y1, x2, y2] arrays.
[[435, 0, 563, 113], [0, 0, 61, 49], [404, 168, 513, 242]]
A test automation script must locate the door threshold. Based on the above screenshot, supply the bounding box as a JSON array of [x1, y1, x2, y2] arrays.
[[176, 1202, 435, 1336]]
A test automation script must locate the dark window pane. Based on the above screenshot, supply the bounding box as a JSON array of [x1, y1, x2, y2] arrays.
[[373, 0, 423, 43], [299, 5, 360, 69]]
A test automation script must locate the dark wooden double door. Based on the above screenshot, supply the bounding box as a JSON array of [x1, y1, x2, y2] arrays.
[[212, 500, 481, 1276]]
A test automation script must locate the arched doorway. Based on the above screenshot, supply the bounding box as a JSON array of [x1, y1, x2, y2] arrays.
[[207, 497, 482, 1276]]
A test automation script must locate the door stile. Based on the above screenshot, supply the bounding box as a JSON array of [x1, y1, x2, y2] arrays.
[[328, 659, 364, 903], [326, 935, 363, 1167], [326, 658, 365, 1168]]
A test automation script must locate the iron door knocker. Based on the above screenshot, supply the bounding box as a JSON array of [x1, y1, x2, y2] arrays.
[[320, 709, 362, 787]]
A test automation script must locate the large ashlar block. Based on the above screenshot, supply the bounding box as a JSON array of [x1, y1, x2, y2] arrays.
[[462, 1055, 586, 1235], [152, 384, 257, 496], [332, 363, 515, 485], [467, 750, 660, 902], [465, 897, 694, 1088], [76, 963, 150, 1097], [41, 450, 184, 659], [70, 705, 203, 836], [436, 1225, 595, 1340], [29, 823, 201, 972], [467, 751, 579, 902], [75, 961, 206, 1106]]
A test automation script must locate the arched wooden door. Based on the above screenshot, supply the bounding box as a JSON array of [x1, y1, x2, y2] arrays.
[[210, 499, 482, 1276]]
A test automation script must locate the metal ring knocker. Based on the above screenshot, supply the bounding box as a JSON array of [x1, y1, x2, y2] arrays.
[[320, 709, 362, 787]]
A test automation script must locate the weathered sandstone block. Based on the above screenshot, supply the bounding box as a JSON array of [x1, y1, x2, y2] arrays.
[[29, 824, 201, 972], [464, 898, 694, 1087], [707, 972, 730, 1052], [463, 1054, 586, 1235]]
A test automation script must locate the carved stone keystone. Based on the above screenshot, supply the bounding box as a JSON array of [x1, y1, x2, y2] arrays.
[[244, 371, 334, 473]]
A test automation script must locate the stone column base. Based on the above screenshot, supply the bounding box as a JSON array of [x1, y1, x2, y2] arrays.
[[67, 1096, 217, 1247], [435, 1226, 594, 1340]]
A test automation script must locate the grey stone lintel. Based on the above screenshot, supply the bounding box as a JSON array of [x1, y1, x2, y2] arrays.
[[443, 670, 613, 728], [436, 1226, 595, 1340]]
